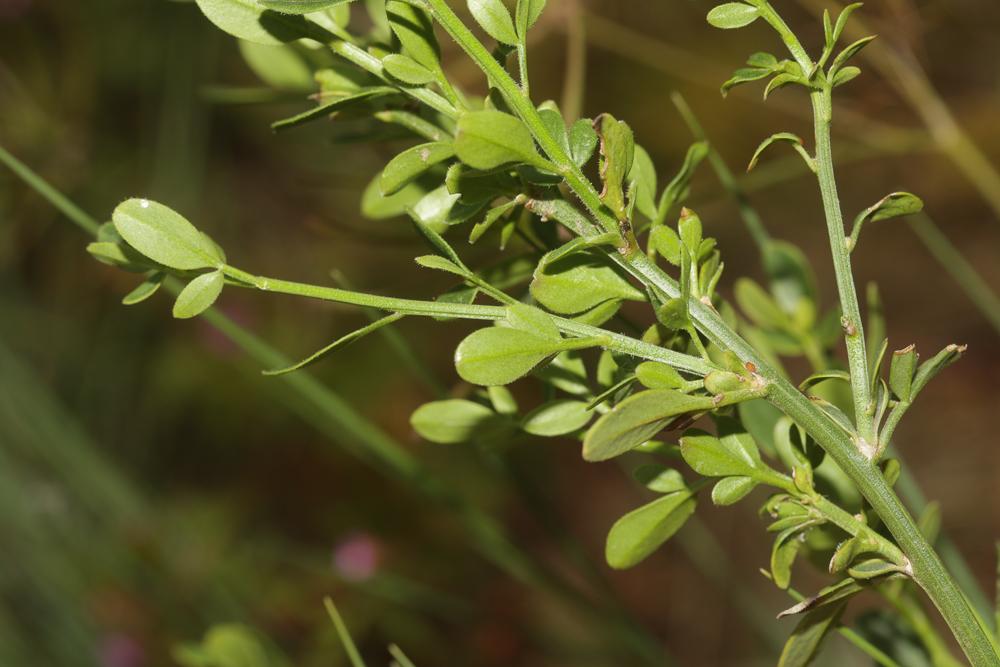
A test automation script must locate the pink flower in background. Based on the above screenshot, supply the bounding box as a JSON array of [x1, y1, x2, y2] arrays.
[[332, 532, 380, 582], [98, 634, 145, 667]]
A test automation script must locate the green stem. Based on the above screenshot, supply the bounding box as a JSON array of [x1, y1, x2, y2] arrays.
[[811, 84, 875, 449], [222, 265, 712, 376]]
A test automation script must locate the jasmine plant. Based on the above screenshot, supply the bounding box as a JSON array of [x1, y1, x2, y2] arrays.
[[82, 0, 1000, 664]]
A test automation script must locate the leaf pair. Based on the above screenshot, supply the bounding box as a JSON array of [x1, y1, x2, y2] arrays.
[[467, 0, 546, 46]]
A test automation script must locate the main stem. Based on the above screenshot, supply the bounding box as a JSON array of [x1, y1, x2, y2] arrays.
[[422, 0, 999, 661], [811, 86, 875, 449]]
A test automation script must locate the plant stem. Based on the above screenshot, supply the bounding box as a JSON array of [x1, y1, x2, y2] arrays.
[[222, 265, 713, 376], [810, 85, 876, 450]]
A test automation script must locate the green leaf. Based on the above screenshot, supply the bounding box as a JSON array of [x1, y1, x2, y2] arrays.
[[679, 425, 766, 479], [829, 35, 876, 78], [831, 65, 862, 88], [410, 399, 510, 444], [635, 362, 684, 390], [777, 602, 847, 667], [583, 389, 716, 462], [386, 1, 441, 71], [628, 145, 658, 220], [911, 344, 966, 397], [649, 226, 682, 266], [889, 345, 918, 402], [734, 278, 786, 330], [380, 142, 455, 196], [454, 110, 547, 170], [515, 0, 547, 37], [707, 3, 761, 29], [711, 476, 757, 506], [122, 272, 165, 305], [656, 141, 709, 224], [113, 198, 223, 271], [467, 0, 518, 45], [381, 53, 437, 85], [361, 171, 429, 220], [720, 66, 771, 96], [605, 491, 697, 569], [848, 558, 903, 580], [772, 526, 804, 590], [238, 41, 314, 90], [748, 133, 814, 173], [257, 0, 357, 15], [195, 0, 328, 44], [271, 87, 397, 131], [633, 465, 688, 494], [778, 578, 864, 619], [595, 113, 635, 220], [798, 370, 851, 392], [469, 200, 517, 244], [454, 305, 563, 386], [531, 253, 645, 315], [678, 209, 702, 255], [521, 400, 593, 436], [173, 271, 225, 319], [263, 313, 403, 376], [569, 119, 599, 168]]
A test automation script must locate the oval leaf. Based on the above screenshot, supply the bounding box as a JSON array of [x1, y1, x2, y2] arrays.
[[195, 0, 323, 44], [173, 271, 225, 319], [707, 3, 761, 30], [410, 399, 509, 444], [381, 142, 455, 196], [381, 53, 437, 85], [468, 0, 518, 45], [455, 326, 562, 386], [113, 199, 223, 271], [521, 400, 592, 436], [606, 491, 697, 569], [455, 110, 546, 170], [583, 390, 716, 462]]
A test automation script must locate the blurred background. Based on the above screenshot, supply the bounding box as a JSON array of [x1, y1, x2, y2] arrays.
[[1, 0, 999, 665]]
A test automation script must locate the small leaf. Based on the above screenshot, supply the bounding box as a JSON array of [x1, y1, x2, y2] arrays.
[[382, 53, 437, 85], [531, 253, 645, 315], [264, 313, 403, 376], [113, 198, 223, 271], [195, 0, 328, 45], [649, 226, 682, 265], [847, 558, 903, 580], [829, 35, 876, 78], [271, 87, 397, 131], [777, 578, 864, 618], [595, 113, 635, 220], [831, 3, 864, 47], [628, 145, 658, 220], [734, 278, 787, 330], [468, 0, 518, 45], [656, 141, 708, 224], [605, 491, 697, 569], [386, 1, 441, 71], [680, 426, 765, 479], [380, 142, 455, 196], [748, 133, 814, 173], [454, 110, 548, 170], [852, 192, 924, 238], [411, 399, 509, 444], [173, 271, 225, 319], [569, 118, 599, 167], [635, 362, 684, 390], [257, 0, 357, 15], [122, 272, 165, 305], [772, 526, 804, 590], [777, 602, 847, 667], [469, 200, 518, 243], [633, 465, 688, 494], [515, 0, 547, 37], [707, 3, 761, 29], [831, 65, 862, 87], [711, 476, 757, 506], [889, 345, 918, 402], [799, 370, 851, 392], [911, 344, 966, 397], [721, 66, 770, 96], [678, 209, 702, 255], [455, 306, 563, 386], [583, 390, 716, 462], [521, 400, 593, 436]]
